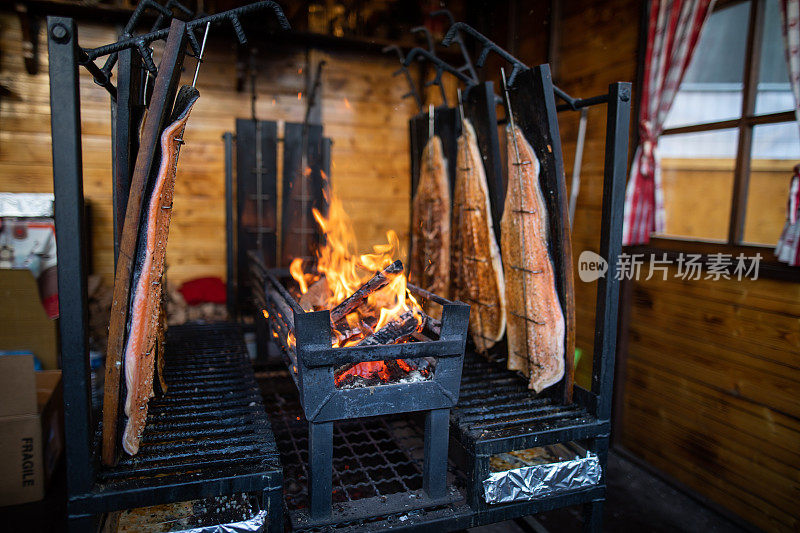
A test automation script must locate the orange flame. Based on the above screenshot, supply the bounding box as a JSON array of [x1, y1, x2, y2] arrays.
[[290, 258, 309, 294], [291, 185, 423, 348], [343, 97, 351, 109]]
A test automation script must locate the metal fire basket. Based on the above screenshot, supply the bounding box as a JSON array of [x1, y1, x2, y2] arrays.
[[250, 255, 469, 526]]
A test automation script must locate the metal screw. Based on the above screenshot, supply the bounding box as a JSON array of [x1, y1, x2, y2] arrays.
[[620, 86, 631, 102], [50, 23, 69, 44]]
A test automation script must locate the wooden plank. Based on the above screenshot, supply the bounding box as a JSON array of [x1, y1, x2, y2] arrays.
[[102, 20, 187, 466], [235, 119, 278, 312], [510, 66, 576, 404]]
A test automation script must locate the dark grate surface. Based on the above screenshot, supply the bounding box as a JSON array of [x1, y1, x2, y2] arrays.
[[259, 371, 428, 513], [97, 323, 281, 488], [452, 352, 597, 444]]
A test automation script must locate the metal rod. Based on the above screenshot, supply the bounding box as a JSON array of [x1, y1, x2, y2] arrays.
[[457, 88, 465, 127], [47, 15, 94, 497], [568, 108, 588, 225], [428, 103, 434, 140], [191, 22, 211, 88], [592, 82, 631, 420], [223, 131, 236, 319]]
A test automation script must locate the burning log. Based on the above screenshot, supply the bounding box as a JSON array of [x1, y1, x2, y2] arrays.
[[328, 260, 403, 323], [300, 277, 330, 311], [357, 311, 420, 346], [333, 311, 424, 386]]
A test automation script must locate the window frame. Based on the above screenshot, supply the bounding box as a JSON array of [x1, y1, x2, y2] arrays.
[[635, 0, 799, 280]]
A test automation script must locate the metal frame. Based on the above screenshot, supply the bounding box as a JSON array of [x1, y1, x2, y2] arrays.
[[449, 78, 630, 532], [254, 261, 469, 525], [46, 11, 288, 531]]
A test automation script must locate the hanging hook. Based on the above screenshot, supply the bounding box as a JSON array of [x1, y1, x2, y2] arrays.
[[428, 103, 435, 140], [191, 22, 211, 88], [457, 88, 466, 129]]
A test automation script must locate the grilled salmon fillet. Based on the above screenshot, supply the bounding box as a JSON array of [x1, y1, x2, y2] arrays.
[[122, 86, 199, 455], [410, 135, 450, 313], [501, 126, 565, 393], [451, 119, 506, 352]]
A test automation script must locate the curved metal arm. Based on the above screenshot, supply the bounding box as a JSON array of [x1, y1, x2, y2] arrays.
[[382, 45, 422, 112], [410, 25, 435, 52], [430, 10, 478, 85], [403, 47, 476, 107], [442, 22, 526, 85], [81, 0, 290, 90], [403, 47, 474, 85]]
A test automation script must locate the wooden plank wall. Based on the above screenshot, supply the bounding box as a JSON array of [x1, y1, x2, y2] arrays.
[[552, 1, 800, 531], [0, 13, 417, 286]]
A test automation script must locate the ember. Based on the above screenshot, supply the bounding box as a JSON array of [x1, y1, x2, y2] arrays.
[[289, 186, 427, 386]]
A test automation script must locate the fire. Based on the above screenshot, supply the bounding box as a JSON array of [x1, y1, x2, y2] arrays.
[[290, 258, 309, 294], [288, 185, 426, 385]]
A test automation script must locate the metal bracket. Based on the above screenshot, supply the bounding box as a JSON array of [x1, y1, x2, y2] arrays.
[[382, 45, 423, 112], [75, 1, 290, 96]]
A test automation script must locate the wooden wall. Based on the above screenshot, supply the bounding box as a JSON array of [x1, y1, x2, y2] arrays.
[[551, 1, 800, 531], [0, 13, 417, 286]]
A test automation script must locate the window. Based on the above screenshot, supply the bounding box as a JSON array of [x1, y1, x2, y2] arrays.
[[656, 0, 797, 247]]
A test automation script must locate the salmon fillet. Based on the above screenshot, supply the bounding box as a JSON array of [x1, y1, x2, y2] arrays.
[[122, 86, 199, 455], [501, 126, 565, 393], [451, 119, 506, 352], [410, 135, 450, 312]]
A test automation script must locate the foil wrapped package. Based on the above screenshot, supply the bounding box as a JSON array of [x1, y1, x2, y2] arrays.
[[482, 451, 601, 504], [175, 510, 267, 533]]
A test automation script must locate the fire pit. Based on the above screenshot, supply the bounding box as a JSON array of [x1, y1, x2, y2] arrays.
[[249, 192, 469, 525], [252, 261, 468, 524]]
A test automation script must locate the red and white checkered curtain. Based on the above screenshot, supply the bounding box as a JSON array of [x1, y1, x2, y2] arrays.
[[775, 0, 800, 265], [622, 0, 715, 245]]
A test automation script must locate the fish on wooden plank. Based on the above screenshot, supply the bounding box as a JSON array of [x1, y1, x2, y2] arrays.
[[410, 135, 451, 315], [122, 86, 200, 455], [451, 119, 506, 352], [501, 126, 565, 393]]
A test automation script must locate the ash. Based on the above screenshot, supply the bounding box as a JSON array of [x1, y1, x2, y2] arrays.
[[338, 369, 432, 389]]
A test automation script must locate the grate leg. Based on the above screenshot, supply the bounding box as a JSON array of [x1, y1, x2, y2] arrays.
[[423, 408, 450, 499], [582, 498, 604, 533], [308, 421, 333, 519]]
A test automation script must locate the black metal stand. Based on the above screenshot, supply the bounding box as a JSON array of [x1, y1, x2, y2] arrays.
[[46, 12, 288, 531], [446, 76, 631, 531], [257, 266, 470, 527]]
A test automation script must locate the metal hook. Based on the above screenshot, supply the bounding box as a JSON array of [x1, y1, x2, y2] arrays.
[[501, 67, 520, 165], [191, 22, 211, 88], [428, 103, 435, 140], [457, 88, 465, 129]]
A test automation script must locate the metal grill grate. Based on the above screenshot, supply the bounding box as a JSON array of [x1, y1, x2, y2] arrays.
[[96, 324, 281, 494], [260, 372, 427, 512], [452, 352, 596, 443]]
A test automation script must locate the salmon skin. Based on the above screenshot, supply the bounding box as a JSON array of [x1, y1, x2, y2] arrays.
[[122, 86, 199, 455], [451, 119, 506, 352], [501, 126, 565, 393], [410, 135, 451, 314]]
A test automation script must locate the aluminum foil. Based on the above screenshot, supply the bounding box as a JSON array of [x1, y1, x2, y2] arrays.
[[482, 452, 601, 504], [175, 509, 267, 533], [0, 193, 54, 217]]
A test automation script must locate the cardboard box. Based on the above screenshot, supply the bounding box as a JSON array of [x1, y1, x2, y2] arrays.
[[0, 269, 59, 369], [0, 354, 63, 506]]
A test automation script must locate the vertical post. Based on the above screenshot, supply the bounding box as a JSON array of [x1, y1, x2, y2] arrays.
[[47, 16, 93, 496], [591, 82, 631, 421], [582, 499, 604, 533], [223, 131, 236, 319], [308, 421, 333, 520], [111, 47, 142, 266], [423, 408, 450, 499]]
